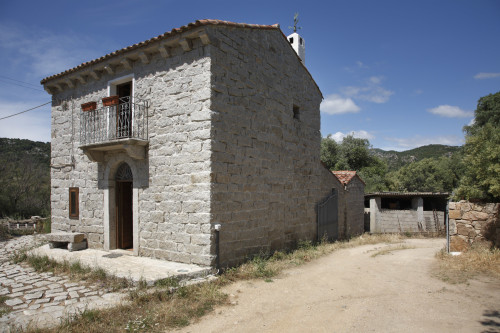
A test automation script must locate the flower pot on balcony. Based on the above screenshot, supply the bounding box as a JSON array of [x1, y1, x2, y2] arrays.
[[102, 95, 119, 107], [81, 102, 97, 112]]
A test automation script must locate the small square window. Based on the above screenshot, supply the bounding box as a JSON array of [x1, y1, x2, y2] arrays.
[[293, 105, 300, 120], [69, 187, 79, 219]]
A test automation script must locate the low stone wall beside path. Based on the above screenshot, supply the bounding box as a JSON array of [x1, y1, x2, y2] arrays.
[[449, 201, 500, 252]]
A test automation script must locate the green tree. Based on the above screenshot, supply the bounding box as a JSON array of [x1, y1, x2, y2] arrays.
[[456, 122, 500, 201], [320, 135, 340, 170], [387, 156, 462, 193], [455, 91, 500, 201], [320, 134, 388, 191]]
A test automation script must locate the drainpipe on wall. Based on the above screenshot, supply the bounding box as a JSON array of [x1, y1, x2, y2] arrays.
[[214, 224, 221, 274], [445, 200, 450, 253]]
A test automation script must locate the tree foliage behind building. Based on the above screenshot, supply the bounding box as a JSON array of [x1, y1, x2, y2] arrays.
[[0, 138, 50, 218], [455, 91, 500, 201]]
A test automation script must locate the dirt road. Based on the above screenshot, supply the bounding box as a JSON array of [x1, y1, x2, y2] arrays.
[[178, 238, 500, 333]]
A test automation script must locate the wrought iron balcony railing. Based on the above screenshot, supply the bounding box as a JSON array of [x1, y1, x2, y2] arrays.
[[80, 97, 148, 146]]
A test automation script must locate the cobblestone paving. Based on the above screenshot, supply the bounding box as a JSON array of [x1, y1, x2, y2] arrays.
[[0, 235, 126, 332]]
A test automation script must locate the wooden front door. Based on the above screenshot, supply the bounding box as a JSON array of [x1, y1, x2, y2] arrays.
[[116, 180, 133, 249]]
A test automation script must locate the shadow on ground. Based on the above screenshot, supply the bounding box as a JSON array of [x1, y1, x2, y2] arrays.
[[480, 310, 500, 333]]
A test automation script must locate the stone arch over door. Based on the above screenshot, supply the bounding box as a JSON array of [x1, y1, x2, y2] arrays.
[[102, 155, 140, 255]]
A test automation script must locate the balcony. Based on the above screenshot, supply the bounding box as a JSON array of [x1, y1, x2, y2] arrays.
[[79, 97, 149, 162]]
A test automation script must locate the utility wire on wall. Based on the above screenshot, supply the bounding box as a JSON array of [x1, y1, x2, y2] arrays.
[[0, 101, 51, 120]]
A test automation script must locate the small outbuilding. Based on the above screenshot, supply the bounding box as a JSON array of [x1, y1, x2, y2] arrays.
[[365, 192, 449, 234], [332, 171, 365, 238]]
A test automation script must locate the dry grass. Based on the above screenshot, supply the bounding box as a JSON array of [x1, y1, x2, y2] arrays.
[[23, 233, 409, 333], [222, 233, 406, 282], [435, 242, 500, 283], [13, 252, 131, 292], [370, 244, 416, 257]]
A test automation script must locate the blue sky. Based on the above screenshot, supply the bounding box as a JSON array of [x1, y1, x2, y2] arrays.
[[0, 0, 499, 151]]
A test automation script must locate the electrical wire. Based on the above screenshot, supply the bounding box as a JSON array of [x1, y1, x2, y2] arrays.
[[0, 79, 45, 92], [0, 75, 41, 88], [0, 101, 51, 120]]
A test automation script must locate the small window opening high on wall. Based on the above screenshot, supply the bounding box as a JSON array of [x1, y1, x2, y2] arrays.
[[293, 105, 300, 120]]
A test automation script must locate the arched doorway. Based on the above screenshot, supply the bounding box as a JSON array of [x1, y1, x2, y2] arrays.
[[115, 163, 133, 249]]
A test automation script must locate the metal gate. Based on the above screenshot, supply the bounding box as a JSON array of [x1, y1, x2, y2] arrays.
[[317, 189, 339, 241]]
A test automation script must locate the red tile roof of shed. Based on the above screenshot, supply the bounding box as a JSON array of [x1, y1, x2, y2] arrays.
[[332, 171, 364, 185]]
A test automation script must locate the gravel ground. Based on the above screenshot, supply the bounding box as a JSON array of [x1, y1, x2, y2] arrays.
[[178, 238, 500, 333]]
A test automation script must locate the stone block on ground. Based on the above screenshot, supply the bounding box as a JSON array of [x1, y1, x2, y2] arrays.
[[46, 233, 85, 243], [68, 241, 87, 252]]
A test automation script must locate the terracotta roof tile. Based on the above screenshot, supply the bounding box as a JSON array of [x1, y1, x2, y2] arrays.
[[331, 170, 361, 185], [40, 20, 279, 84]]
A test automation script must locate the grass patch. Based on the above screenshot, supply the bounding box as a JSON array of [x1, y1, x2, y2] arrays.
[[370, 244, 416, 257], [435, 242, 500, 283], [0, 295, 11, 316], [38, 280, 228, 333], [223, 233, 407, 281], [25, 233, 410, 333], [14, 253, 131, 292]]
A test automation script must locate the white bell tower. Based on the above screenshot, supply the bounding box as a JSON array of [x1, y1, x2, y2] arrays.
[[287, 32, 305, 63], [287, 13, 305, 63]]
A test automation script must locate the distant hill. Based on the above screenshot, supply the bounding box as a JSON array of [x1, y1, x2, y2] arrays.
[[371, 144, 462, 171], [0, 138, 50, 165], [0, 138, 50, 218]]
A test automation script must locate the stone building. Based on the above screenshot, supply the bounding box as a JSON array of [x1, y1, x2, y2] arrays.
[[365, 192, 448, 234], [332, 171, 365, 237], [41, 20, 341, 267]]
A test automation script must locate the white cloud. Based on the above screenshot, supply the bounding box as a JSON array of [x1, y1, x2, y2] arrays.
[[0, 22, 105, 79], [341, 76, 394, 104], [427, 105, 473, 118], [330, 130, 374, 143], [356, 61, 368, 69], [473, 72, 500, 79], [321, 94, 360, 115], [384, 135, 463, 151], [0, 100, 51, 142]]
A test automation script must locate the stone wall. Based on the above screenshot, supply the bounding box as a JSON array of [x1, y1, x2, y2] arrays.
[[449, 201, 500, 251], [48, 24, 337, 268], [208, 26, 336, 266], [50, 37, 213, 265], [343, 177, 365, 237]]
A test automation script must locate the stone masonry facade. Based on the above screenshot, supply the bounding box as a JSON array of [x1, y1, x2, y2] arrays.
[[43, 21, 341, 267], [449, 201, 500, 251], [342, 177, 365, 238]]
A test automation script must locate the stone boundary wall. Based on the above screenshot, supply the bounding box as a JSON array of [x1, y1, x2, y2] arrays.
[[449, 201, 500, 251]]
